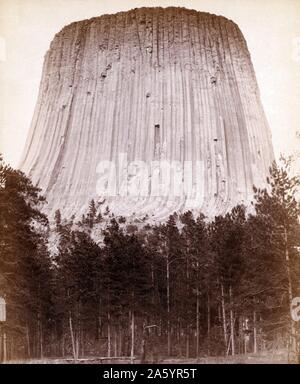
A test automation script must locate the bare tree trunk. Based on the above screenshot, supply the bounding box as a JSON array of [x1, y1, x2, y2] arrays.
[[196, 286, 200, 358], [80, 325, 84, 357], [166, 255, 171, 356], [207, 289, 211, 356], [76, 331, 79, 360], [107, 311, 111, 357], [186, 254, 190, 359], [26, 323, 31, 359], [238, 316, 242, 354], [76, 303, 81, 359], [253, 310, 257, 354], [118, 323, 122, 356], [114, 326, 117, 357], [98, 297, 102, 340], [68, 313, 76, 362], [226, 333, 232, 356], [185, 326, 189, 358], [178, 319, 182, 357], [244, 331, 248, 354], [229, 285, 235, 356], [40, 322, 43, 359], [284, 226, 296, 355], [62, 332, 65, 358], [221, 283, 228, 352], [140, 333, 146, 363], [130, 310, 135, 363], [38, 314, 43, 359], [3, 332, 7, 363], [10, 336, 13, 361]]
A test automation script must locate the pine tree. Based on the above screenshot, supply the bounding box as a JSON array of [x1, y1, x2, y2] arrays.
[[87, 199, 97, 228], [54, 228, 103, 360], [210, 205, 247, 355], [251, 156, 300, 358], [103, 219, 152, 359], [0, 154, 52, 359]]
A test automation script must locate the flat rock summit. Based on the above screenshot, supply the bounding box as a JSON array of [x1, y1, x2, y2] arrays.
[[20, 7, 274, 220]]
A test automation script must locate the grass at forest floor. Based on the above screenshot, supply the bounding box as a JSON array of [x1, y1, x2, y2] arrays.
[[4, 350, 292, 364]]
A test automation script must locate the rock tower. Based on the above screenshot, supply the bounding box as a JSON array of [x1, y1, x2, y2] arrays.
[[20, 7, 274, 220]]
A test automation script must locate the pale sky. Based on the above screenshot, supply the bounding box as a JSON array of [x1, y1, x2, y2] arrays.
[[0, 0, 300, 167]]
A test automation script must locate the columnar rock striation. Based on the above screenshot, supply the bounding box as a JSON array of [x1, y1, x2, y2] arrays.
[[20, 7, 274, 220]]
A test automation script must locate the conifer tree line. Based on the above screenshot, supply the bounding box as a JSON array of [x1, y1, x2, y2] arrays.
[[0, 153, 299, 361]]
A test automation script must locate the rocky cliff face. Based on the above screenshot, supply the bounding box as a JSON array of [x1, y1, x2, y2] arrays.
[[20, 7, 274, 220]]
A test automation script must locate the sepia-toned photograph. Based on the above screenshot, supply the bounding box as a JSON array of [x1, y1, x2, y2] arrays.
[[0, 0, 299, 368]]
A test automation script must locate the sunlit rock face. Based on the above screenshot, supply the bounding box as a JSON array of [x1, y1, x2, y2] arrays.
[[20, 7, 274, 221]]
